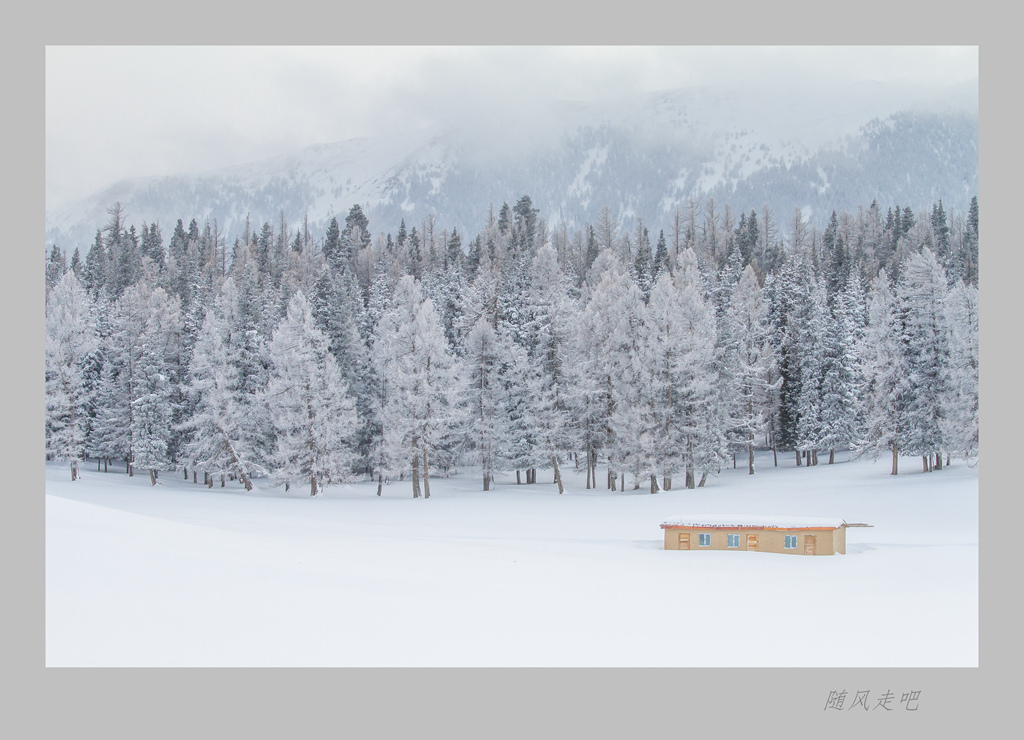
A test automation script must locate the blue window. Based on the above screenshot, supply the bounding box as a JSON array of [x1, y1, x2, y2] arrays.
[[727, 534, 740, 548], [784, 535, 798, 549], [698, 533, 711, 547]]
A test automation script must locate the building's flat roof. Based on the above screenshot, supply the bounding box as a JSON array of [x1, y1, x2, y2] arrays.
[[660, 514, 847, 530]]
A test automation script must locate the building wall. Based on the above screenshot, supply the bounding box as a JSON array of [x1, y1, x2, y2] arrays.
[[663, 527, 842, 555]]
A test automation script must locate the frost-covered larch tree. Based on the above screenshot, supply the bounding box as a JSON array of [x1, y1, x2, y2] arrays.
[[180, 278, 268, 490], [795, 275, 828, 466], [898, 247, 951, 472], [817, 274, 864, 464], [725, 265, 778, 474], [45, 271, 98, 480], [942, 280, 979, 464], [631, 271, 689, 490], [376, 277, 462, 497], [265, 291, 359, 496], [523, 244, 577, 493], [674, 248, 726, 487], [90, 282, 182, 479], [854, 273, 909, 474], [461, 316, 513, 490]]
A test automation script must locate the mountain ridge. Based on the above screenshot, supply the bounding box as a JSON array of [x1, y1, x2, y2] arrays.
[[45, 81, 978, 252]]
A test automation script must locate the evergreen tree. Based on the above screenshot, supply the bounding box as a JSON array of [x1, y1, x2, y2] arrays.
[[84, 229, 106, 299], [265, 291, 359, 496], [45, 271, 98, 479], [180, 278, 268, 490], [942, 280, 979, 463], [854, 273, 909, 474], [46, 244, 67, 296], [898, 247, 950, 471], [462, 316, 513, 490], [323, 216, 342, 272], [725, 266, 778, 474]]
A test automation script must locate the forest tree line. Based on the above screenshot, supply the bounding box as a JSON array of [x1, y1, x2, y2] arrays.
[[44, 194, 980, 495]]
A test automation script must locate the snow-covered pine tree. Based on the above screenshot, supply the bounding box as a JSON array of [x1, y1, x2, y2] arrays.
[[632, 271, 690, 490], [898, 247, 950, 471], [370, 275, 419, 492], [462, 316, 513, 490], [523, 244, 578, 493], [725, 265, 778, 474], [89, 282, 181, 477], [675, 248, 726, 486], [795, 272, 828, 465], [379, 282, 462, 498], [942, 280, 979, 463], [817, 273, 864, 464], [853, 273, 909, 474], [265, 291, 359, 496], [45, 271, 98, 480], [180, 278, 268, 490]]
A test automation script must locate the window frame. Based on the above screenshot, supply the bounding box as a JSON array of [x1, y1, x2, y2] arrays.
[[698, 532, 711, 547], [784, 534, 798, 549], [727, 533, 740, 548]]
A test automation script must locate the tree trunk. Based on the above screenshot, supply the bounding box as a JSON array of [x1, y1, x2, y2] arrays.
[[796, 450, 801, 467], [685, 463, 695, 489], [376, 473, 383, 497], [310, 475, 317, 497], [552, 455, 564, 494], [891, 442, 899, 475], [732, 453, 736, 469], [663, 475, 671, 491], [285, 482, 289, 492], [935, 453, 942, 471], [773, 446, 777, 467], [829, 448, 835, 465], [811, 449, 818, 466], [412, 446, 421, 498], [149, 468, 156, 486], [184, 467, 188, 480], [71, 461, 77, 481], [193, 471, 197, 483], [483, 472, 490, 491], [698, 472, 708, 487], [97, 458, 101, 472], [748, 440, 755, 475], [239, 470, 253, 491], [128, 460, 132, 475], [620, 471, 624, 492], [922, 455, 930, 473], [650, 475, 659, 494], [423, 447, 430, 499], [516, 470, 521, 485], [208, 473, 213, 489], [221, 474, 226, 488], [607, 468, 612, 490]]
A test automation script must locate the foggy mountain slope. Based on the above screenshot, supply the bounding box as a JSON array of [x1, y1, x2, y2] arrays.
[[45, 80, 977, 252]]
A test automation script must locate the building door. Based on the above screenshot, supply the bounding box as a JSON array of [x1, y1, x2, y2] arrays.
[[678, 533, 690, 550], [747, 534, 758, 551], [804, 535, 816, 555]]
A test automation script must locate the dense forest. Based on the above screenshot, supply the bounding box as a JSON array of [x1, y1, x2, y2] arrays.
[[44, 194, 979, 496]]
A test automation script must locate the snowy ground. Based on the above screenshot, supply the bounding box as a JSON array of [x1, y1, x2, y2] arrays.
[[45, 450, 978, 667]]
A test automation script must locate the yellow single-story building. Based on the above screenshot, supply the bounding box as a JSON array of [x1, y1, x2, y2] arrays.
[[661, 515, 856, 555]]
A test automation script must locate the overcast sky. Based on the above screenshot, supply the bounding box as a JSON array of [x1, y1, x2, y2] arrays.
[[45, 46, 978, 210]]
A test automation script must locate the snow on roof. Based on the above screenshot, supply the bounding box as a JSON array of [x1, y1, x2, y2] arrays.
[[660, 514, 847, 530]]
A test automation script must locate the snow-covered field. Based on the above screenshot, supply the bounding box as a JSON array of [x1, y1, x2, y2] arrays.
[[45, 451, 977, 667]]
